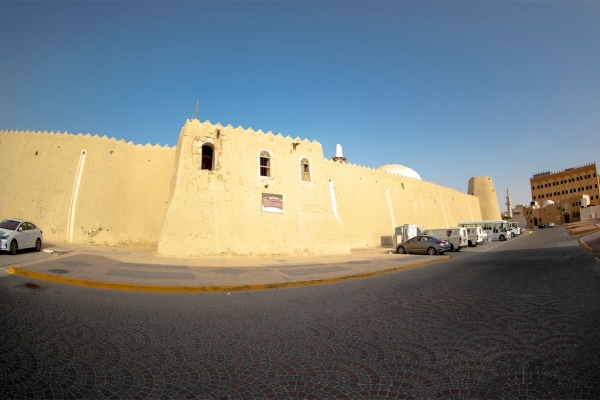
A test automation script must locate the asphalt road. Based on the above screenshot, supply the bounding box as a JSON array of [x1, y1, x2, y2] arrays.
[[2, 228, 600, 398]]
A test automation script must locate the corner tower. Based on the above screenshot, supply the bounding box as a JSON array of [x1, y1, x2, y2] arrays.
[[468, 176, 502, 220]]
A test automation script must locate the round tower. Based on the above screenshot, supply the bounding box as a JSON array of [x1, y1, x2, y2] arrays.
[[468, 176, 502, 220]]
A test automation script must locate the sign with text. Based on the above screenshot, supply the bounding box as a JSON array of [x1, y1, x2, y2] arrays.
[[262, 193, 283, 213]]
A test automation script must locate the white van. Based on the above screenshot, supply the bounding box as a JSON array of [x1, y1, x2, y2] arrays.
[[420, 228, 468, 252], [509, 222, 521, 236], [458, 220, 511, 241], [465, 226, 485, 246]]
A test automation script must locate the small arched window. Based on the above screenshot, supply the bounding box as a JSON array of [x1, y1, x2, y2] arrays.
[[259, 150, 271, 177], [201, 144, 214, 170], [300, 158, 311, 182]]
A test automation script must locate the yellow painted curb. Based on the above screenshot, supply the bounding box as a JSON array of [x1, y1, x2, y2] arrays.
[[595, 257, 600, 265], [6, 256, 451, 293], [570, 226, 600, 235], [580, 239, 594, 254]]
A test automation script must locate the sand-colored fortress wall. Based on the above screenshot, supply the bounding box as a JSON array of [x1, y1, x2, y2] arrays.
[[157, 120, 491, 257], [468, 176, 502, 220], [0, 130, 175, 247], [327, 162, 483, 248], [2, 120, 500, 256], [157, 120, 348, 257]]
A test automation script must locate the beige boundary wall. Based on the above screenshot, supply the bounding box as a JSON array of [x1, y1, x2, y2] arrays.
[[0, 130, 175, 247], [157, 120, 493, 257], [1, 120, 500, 256]]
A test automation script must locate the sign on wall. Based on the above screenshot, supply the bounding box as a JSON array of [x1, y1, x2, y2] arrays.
[[262, 193, 283, 213]]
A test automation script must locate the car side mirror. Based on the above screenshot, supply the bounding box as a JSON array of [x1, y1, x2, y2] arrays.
[[18, 227, 23, 232]]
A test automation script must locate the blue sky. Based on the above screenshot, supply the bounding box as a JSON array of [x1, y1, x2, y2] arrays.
[[1, 1, 599, 209]]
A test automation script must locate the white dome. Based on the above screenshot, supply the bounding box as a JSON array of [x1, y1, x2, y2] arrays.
[[543, 200, 555, 207], [377, 164, 422, 180]]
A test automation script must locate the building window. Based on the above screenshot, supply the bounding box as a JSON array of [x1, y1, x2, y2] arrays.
[[596, 184, 598, 188], [259, 150, 271, 177], [532, 186, 534, 190], [533, 196, 536, 200], [300, 158, 311, 182], [594, 173, 597, 177], [201, 144, 214, 170]]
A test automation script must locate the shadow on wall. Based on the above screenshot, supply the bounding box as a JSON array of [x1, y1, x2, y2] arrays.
[[381, 236, 394, 247]]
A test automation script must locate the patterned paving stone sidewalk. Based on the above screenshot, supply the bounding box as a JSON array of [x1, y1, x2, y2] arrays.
[[2, 228, 600, 398]]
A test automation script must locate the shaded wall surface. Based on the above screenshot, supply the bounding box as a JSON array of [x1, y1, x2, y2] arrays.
[[0, 130, 175, 247], [468, 176, 502, 221]]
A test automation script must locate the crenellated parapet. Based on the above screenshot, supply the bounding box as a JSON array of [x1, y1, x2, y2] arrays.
[[0, 129, 173, 149]]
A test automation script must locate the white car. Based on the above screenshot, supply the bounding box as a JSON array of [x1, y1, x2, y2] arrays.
[[0, 218, 44, 255]]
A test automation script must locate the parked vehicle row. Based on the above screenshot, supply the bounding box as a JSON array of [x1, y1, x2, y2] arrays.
[[458, 220, 513, 241], [396, 220, 524, 256], [0, 218, 44, 255]]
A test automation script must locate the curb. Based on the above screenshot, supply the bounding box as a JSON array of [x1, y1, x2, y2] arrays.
[[6, 255, 451, 293], [580, 239, 594, 254], [570, 227, 600, 235]]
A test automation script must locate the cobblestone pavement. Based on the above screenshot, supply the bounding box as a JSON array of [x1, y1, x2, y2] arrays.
[[0, 249, 52, 268], [2, 228, 600, 398]]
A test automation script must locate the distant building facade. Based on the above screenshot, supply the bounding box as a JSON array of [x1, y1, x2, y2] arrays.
[[524, 163, 599, 227]]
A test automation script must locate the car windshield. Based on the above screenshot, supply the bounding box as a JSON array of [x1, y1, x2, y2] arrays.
[[0, 220, 20, 230]]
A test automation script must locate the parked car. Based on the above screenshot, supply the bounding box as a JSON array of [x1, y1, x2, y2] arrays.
[[420, 228, 468, 252], [396, 235, 451, 255], [538, 223, 546, 229], [547, 222, 555, 228], [0, 218, 44, 255]]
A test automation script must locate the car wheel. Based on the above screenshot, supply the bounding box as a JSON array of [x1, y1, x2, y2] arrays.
[[397, 246, 406, 254], [35, 238, 42, 252], [499, 235, 505, 241], [427, 247, 436, 256], [511, 232, 515, 238], [10, 240, 18, 255], [468, 240, 473, 247], [450, 243, 455, 252]]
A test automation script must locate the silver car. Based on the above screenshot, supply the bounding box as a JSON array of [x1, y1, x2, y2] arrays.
[[0, 218, 44, 255], [396, 235, 451, 255]]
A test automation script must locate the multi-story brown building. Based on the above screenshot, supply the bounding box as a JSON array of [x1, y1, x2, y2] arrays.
[[525, 162, 599, 227]]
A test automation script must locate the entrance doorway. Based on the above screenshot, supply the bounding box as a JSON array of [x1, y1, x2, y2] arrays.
[[564, 213, 570, 223]]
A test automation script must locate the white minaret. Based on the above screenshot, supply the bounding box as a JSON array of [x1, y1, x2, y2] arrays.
[[332, 143, 346, 164], [335, 143, 343, 158], [506, 188, 513, 218]]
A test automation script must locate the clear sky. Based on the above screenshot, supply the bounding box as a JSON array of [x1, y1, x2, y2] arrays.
[[2, 1, 599, 209]]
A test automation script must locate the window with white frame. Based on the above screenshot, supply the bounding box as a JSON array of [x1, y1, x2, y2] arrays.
[[259, 150, 271, 177], [300, 158, 311, 182]]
